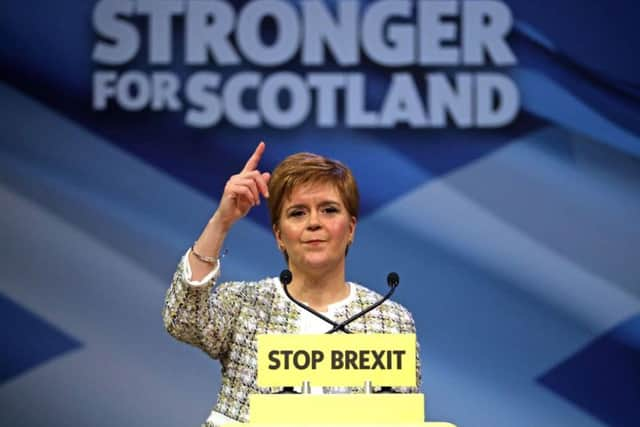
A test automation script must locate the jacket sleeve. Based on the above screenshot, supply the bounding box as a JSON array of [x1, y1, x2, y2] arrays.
[[163, 252, 242, 360], [410, 309, 422, 393], [392, 308, 422, 394], [414, 338, 423, 392]]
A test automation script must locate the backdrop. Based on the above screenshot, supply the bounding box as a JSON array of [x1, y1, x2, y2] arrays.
[[1, 1, 639, 426]]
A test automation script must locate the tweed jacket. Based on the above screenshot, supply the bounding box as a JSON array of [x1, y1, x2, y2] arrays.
[[163, 256, 421, 425]]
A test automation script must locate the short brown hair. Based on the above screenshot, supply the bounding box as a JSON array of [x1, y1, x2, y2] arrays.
[[267, 152, 360, 227]]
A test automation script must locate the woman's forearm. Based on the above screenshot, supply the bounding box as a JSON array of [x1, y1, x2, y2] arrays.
[[189, 211, 231, 282]]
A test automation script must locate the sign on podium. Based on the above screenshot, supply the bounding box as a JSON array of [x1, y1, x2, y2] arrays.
[[224, 333, 456, 427]]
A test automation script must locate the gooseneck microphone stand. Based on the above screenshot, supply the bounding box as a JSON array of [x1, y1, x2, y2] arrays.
[[326, 272, 399, 334], [279, 269, 352, 333], [279, 270, 400, 334]]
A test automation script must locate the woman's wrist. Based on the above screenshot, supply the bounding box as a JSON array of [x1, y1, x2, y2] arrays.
[[209, 210, 234, 234], [191, 243, 218, 265], [190, 211, 231, 265]]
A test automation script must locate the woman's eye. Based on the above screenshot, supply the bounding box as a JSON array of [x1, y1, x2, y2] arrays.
[[323, 206, 339, 214], [289, 210, 305, 217]]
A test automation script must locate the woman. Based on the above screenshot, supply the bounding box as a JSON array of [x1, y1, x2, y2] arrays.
[[163, 142, 420, 427]]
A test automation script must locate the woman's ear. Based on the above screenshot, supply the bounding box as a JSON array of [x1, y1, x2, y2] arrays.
[[273, 224, 283, 250], [349, 216, 357, 242], [273, 224, 289, 262]]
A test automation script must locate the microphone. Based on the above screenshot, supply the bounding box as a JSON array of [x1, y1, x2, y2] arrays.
[[273, 276, 301, 395], [278, 269, 400, 334], [326, 272, 399, 333], [387, 272, 399, 288], [279, 269, 293, 286], [280, 269, 352, 333]]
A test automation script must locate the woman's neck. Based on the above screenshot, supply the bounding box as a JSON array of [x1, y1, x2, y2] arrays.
[[287, 265, 350, 312]]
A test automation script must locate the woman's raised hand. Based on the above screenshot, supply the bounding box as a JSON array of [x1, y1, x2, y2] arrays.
[[189, 142, 270, 278], [214, 142, 271, 230]]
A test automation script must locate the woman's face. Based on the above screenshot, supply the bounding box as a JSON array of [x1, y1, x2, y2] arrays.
[[274, 181, 356, 275]]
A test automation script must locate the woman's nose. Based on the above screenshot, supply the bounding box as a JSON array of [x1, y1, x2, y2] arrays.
[[306, 210, 321, 230], [307, 222, 321, 231]]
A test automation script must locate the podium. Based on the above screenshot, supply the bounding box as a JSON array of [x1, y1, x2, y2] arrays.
[[225, 333, 456, 427]]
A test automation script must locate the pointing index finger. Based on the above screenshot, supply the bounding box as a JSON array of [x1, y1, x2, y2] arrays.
[[242, 141, 266, 173]]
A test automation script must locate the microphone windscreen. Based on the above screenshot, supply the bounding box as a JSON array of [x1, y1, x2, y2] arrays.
[[279, 269, 293, 286], [387, 272, 400, 288]]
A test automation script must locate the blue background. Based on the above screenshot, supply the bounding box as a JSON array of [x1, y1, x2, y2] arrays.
[[1, 1, 639, 426]]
